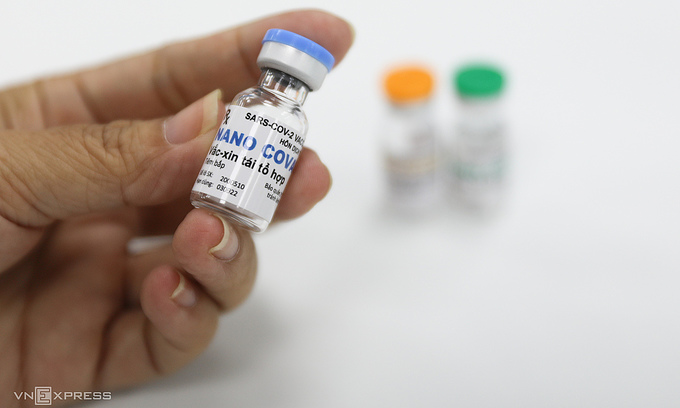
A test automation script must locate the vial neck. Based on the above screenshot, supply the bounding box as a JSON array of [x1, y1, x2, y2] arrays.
[[258, 68, 309, 105], [390, 99, 431, 116]]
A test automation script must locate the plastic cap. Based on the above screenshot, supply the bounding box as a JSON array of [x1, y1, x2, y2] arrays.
[[454, 64, 504, 98], [384, 66, 434, 103], [257, 29, 334, 91], [262, 29, 334, 71]]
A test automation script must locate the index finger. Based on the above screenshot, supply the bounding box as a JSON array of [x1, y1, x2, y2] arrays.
[[37, 9, 354, 126]]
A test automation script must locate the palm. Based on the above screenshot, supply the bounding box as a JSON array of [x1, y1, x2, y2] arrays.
[[2, 205, 193, 395]]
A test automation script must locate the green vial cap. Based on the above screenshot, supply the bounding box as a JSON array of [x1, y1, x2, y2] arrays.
[[454, 64, 504, 97]]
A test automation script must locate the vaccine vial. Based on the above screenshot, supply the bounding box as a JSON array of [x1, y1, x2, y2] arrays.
[[381, 66, 440, 212], [191, 29, 334, 232], [450, 64, 506, 212]]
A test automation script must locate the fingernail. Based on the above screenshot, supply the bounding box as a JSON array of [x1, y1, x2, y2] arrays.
[[170, 272, 197, 308], [199, 89, 223, 134], [164, 89, 222, 145], [209, 214, 240, 261]]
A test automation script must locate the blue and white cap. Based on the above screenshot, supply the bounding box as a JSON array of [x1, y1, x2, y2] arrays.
[[257, 29, 335, 91]]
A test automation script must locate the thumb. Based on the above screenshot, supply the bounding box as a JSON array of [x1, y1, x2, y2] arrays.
[[0, 89, 224, 227]]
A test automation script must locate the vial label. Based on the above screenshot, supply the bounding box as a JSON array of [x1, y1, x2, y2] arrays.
[[452, 149, 505, 209], [192, 105, 305, 222], [385, 154, 439, 209]]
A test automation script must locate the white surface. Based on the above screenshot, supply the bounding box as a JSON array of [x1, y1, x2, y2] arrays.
[[3, 0, 680, 406]]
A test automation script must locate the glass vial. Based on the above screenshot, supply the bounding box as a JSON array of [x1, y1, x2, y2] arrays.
[[381, 66, 440, 212], [450, 64, 506, 212], [191, 29, 335, 232]]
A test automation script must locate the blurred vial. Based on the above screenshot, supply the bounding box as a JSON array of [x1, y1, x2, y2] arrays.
[[381, 66, 441, 213], [450, 64, 507, 212]]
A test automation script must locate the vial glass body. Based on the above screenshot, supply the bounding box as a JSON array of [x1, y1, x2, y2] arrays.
[[191, 69, 309, 232], [451, 96, 506, 211], [382, 100, 440, 212]]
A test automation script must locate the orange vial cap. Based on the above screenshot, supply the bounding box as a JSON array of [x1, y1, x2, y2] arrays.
[[384, 66, 434, 103]]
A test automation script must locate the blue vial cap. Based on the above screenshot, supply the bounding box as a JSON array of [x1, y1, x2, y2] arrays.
[[262, 29, 335, 72]]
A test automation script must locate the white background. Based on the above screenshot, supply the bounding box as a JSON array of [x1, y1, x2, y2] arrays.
[[2, 0, 680, 406]]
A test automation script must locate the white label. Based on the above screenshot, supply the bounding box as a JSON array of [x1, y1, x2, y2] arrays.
[[192, 105, 305, 222]]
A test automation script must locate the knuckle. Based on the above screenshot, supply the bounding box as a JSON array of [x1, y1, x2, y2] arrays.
[[151, 46, 191, 112], [0, 82, 46, 130], [79, 121, 145, 180], [0, 132, 51, 225]]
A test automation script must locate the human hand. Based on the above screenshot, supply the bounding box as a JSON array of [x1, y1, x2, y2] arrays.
[[0, 9, 352, 406]]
